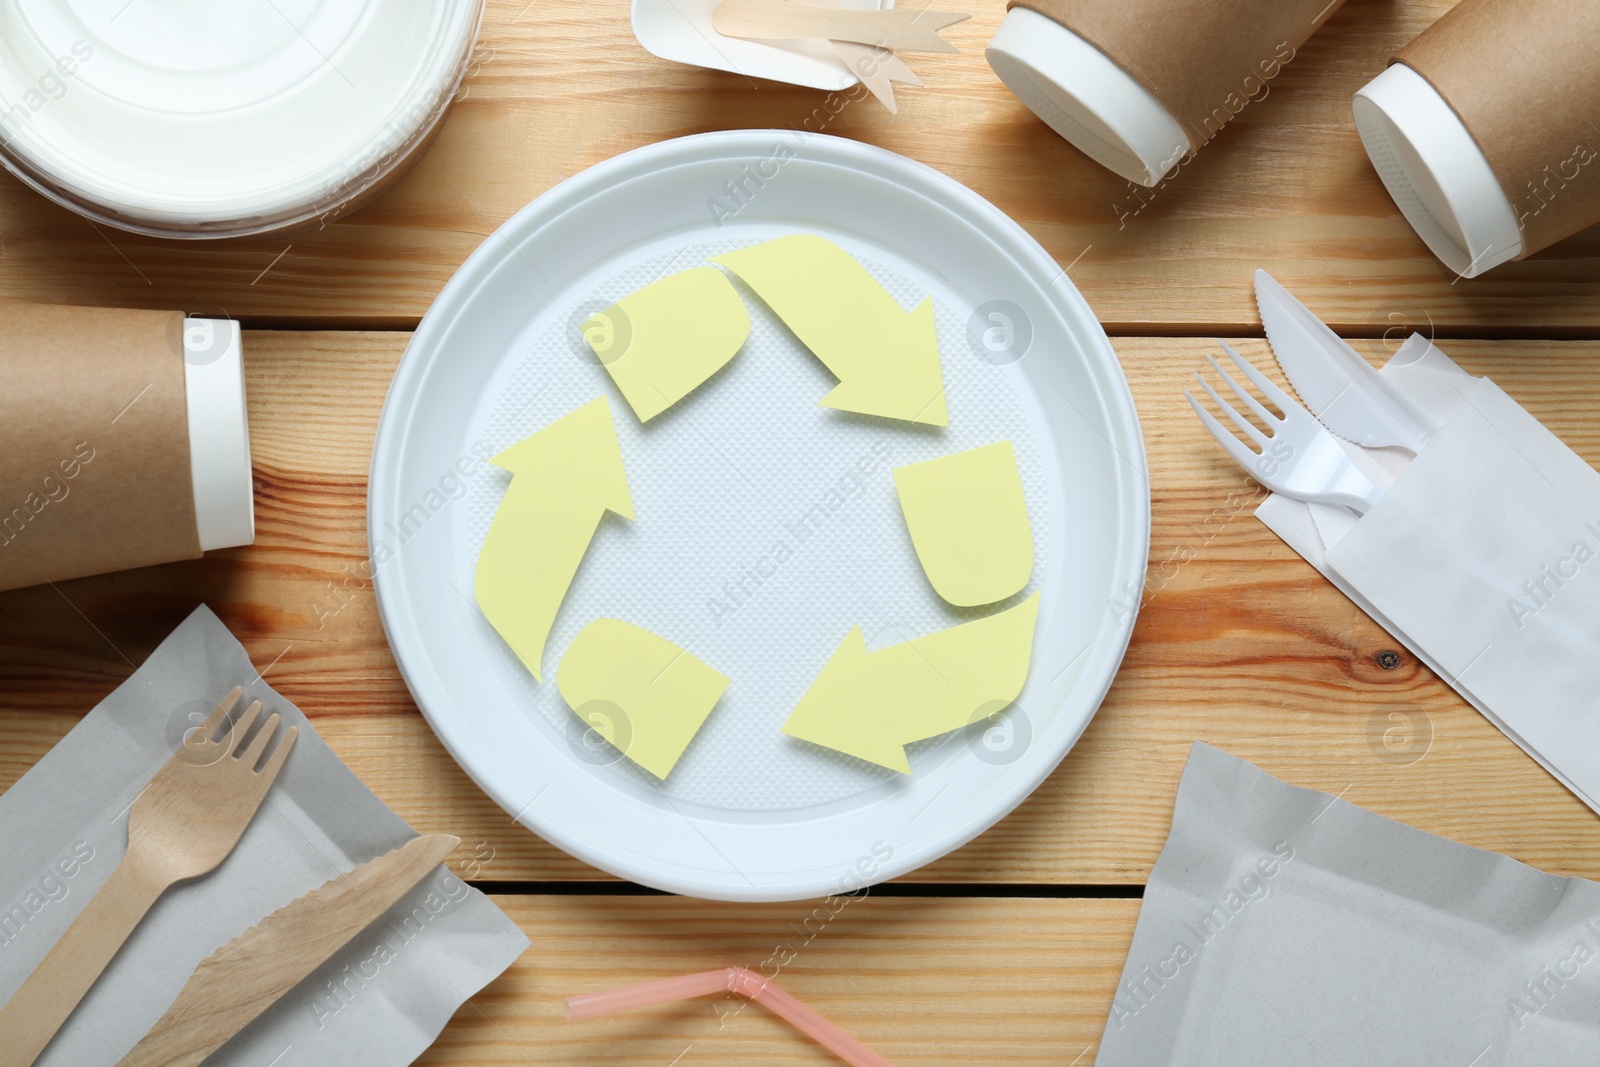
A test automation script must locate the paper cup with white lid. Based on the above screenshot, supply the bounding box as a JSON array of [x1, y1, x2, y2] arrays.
[[987, 0, 1348, 186], [1353, 0, 1600, 278], [0, 302, 254, 593], [0, 0, 484, 239]]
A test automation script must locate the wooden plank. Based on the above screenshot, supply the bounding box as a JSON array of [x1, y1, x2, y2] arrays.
[[419, 895, 1133, 1065], [3, 330, 1598, 884], [0, 0, 1597, 332]]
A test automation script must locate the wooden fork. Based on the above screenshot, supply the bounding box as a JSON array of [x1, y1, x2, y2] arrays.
[[0, 687, 297, 1067]]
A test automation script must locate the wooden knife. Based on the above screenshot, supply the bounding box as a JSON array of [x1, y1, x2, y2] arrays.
[[712, 0, 967, 54], [116, 833, 460, 1067]]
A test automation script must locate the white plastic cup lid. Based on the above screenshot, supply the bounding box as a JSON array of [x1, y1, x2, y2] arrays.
[[986, 6, 1190, 187], [1353, 63, 1522, 278], [181, 319, 254, 553]]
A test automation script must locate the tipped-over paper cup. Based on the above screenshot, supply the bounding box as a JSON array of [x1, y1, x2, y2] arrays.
[[0, 304, 253, 592], [1354, 0, 1600, 278], [987, 0, 1347, 186], [1353, 66, 1522, 278]]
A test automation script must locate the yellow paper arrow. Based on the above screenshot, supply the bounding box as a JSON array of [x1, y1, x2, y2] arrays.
[[781, 592, 1039, 773], [557, 618, 730, 779], [475, 397, 635, 682], [894, 440, 1033, 607], [713, 234, 949, 426], [585, 267, 750, 422]]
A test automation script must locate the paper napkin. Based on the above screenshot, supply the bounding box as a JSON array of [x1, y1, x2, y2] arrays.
[[1096, 742, 1600, 1065], [0, 606, 529, 1066], [1257, 338, 1600, 813]]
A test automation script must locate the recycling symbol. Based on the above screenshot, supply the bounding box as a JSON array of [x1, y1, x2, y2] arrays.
[[476, 234, 1039, 778]]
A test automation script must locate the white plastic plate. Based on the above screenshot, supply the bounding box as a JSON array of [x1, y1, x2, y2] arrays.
[[370, 131, 1149, 901]]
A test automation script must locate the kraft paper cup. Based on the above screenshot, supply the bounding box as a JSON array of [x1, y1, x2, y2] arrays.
[[989, 0, 1349, 186], [0, 304, 253, 593], [986, 7, 1189, 186], [1354, 65, 1522, 279], [1354, 0, 1600, 277]]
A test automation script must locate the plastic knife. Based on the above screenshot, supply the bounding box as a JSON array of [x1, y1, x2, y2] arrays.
[[1254, 269, 1438, 452], [116, 833, 460, 1067]]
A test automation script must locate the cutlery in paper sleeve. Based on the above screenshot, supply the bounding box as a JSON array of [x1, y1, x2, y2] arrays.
[[0, 608, 528, 1067], [1232, 276, 1600, 815]]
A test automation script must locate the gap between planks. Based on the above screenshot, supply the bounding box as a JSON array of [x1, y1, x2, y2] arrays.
[[229, 318, 1600, 342], [467, 881, 1147, 899]]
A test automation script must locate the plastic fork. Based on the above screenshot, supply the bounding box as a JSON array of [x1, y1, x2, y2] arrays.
[[0, 687, 297, 1067], [1186, 341, 1384, 513]]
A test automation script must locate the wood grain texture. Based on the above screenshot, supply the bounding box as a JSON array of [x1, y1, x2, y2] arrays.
[[417, 894, 1134, 1065], [2, 9, 1596, 1063], [2, 331, 1597, 887], [0, 0, 1597, 332]]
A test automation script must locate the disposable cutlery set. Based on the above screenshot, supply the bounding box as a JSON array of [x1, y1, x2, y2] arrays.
[[1188, 270, 1435, 512], [0, 687, 457, 1067], [711, 0, 969, 112], [1195, 271, 1600, 822], [1187, 342, 1386, 514]]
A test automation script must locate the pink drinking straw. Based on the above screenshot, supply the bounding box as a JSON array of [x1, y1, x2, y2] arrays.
[[565, 966, 897, 1067]]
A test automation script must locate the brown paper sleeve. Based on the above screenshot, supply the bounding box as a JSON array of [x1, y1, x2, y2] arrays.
[[1397, 0, 1600, 259], [0, 301, 199, 592], [1006, 0, 1347, 146]]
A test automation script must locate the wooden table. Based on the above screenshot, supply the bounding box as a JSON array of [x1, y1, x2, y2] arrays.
[[3, 0, 1599, 1062]]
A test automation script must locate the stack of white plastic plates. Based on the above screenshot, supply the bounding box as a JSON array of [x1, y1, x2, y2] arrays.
[[0, 0, 483, 238]]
